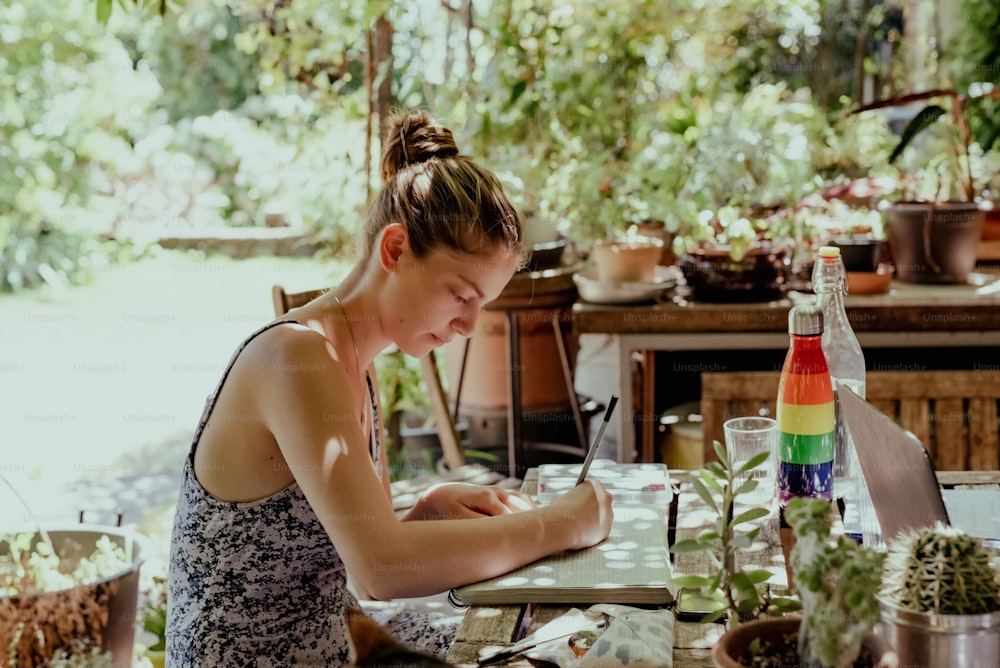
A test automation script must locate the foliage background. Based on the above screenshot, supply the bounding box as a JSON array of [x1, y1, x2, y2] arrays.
[[5, 0, 995, 474]]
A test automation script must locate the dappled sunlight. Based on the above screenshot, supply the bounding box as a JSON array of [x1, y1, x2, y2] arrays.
[[486, 506, 671, 591]]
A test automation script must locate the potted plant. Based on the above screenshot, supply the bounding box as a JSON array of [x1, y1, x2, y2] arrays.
[[879, 523, 1000, 667], [665, 84, 834, 301], [1, 528, 145, 666], [671, 445, 895, 667], [675, 206, 793, 303], [854, 86, 1000, 283], [670, 442, 800, 629], [713, 495, 895, 668]]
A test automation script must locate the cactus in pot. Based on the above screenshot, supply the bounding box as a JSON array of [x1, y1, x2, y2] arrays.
[[881, 523, 1000, 615], [879, 522, 1000, 667]]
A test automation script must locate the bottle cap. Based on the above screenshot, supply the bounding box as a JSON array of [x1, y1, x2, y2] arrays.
[[788, 304, 823, 335], [818, 246, 841, 259]]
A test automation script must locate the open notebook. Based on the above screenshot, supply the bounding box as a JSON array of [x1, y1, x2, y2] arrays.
[[449, 504, 676, 606], [840, 385, 1000, 548]]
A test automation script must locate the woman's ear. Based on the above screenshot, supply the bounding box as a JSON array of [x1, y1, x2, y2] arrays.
[[378, 223, 409, 273]]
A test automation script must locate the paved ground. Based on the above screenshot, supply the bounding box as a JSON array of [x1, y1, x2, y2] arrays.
[[1, 248, 343, 575]]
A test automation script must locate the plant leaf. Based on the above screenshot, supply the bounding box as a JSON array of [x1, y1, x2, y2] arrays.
[[672, 574, 712, 588], [97, 0, 113, 23], [691, 478, 719, 514], [732, 507, 770, 525], [698, 469, 723, 493], [737, 451, 769, 474], [713, 440, 730, 469], [671, 539, 711, 554], [746, 569, 774, 584], [889, 105, 946, 164], [701, 609, 727, 624]]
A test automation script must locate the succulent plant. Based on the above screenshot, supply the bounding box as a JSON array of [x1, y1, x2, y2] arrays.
[[786, 496, 886, 668], [881, 522, 1000, 616]]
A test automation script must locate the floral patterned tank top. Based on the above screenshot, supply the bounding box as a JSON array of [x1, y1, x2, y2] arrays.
[[167, 320, 382, 666]]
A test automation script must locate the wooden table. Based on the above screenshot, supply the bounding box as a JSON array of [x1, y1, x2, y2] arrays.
[[446, 469, 1000, 667], [572, 272, 1000, 463]]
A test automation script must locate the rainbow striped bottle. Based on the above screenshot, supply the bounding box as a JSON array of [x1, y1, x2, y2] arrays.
[[777, 304, 835, 508]]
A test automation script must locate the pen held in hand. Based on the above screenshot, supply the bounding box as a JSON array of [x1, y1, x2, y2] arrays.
[[575, 395, 619, 486]]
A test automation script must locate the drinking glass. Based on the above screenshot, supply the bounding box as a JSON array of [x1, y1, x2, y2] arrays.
[[724, 416, 778, 506]]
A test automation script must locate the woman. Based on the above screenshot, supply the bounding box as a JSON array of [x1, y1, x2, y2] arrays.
[[167, 108, 613, 666]]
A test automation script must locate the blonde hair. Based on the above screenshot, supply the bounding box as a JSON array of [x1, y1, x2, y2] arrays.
[[364, 109, 524, 265]]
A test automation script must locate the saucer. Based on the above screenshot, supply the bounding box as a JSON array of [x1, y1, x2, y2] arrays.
[[574, 266, 679, 304], [847, 265, 893, 295]]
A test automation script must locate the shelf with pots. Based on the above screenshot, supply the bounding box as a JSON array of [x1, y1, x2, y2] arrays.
[[852, 86, 1000, 284]]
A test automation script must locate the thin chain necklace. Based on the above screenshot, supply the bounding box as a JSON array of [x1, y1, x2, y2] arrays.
[[332, 294, 363, 383]]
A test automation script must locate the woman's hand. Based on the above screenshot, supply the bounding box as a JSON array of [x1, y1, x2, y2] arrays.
[[546, 480, 614, 550], [405, 482, 537, 521]]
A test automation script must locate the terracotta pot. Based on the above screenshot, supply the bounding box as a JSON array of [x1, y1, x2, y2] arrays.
[[679, 244, 789, 303], [885, 202, 984, 284], [442, 308, 578, 412], [634, 221, 677, 266], [712, 617, 898, 668], [591, 236, 664, 283]]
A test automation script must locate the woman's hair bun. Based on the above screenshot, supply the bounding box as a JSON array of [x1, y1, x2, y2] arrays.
[[381, 108, 460, 180]]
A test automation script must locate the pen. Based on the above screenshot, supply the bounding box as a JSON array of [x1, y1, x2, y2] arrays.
[[575, 395, 618, 486]]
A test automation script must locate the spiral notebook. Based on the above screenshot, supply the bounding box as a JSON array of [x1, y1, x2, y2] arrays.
[[840, 386, 1000, 548], [449, 504, 676, 606]]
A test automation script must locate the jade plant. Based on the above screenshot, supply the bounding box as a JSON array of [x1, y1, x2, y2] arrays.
[[881, 522, 1000, 616], [670, 441, 799, 627], [785, 496, 887, 668]]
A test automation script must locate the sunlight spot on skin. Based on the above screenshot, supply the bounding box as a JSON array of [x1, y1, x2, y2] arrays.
[[321, 436, 347, 475]]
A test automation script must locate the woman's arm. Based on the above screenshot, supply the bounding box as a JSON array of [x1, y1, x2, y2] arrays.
[[251, 327, 614, 600]]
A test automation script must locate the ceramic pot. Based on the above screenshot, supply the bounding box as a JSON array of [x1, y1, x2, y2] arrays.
[[885, 202, 984, 284], [831, 236, 887, 273], [879, 598, 1000, 668], [712, 617, 898, 668], [679, 244, 789, 303], [0, 527, 148, 667], [633, 220, 677, 266], [591, 236, 664, 283]]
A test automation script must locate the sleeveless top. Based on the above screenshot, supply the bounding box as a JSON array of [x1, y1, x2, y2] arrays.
[[166, 320, 382, 666]]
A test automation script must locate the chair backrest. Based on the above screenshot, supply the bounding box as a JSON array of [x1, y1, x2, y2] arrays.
[[272, 285, 327, 317], [700, 370, 1000, 471], [270, 284, 467, 471]]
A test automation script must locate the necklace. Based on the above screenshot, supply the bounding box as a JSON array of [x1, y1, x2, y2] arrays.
[[332, 294, 363, 383]]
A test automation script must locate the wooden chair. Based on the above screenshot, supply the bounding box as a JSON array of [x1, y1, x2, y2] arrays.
[[271, 285, 505, 513], [699, 370, 1000, 472]]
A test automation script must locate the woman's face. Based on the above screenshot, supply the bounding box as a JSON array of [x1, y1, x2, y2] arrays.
[[384, 243, 518, 357]]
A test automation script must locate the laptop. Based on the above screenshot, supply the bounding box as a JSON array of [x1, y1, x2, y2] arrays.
[[839, 385, 1000, 548]]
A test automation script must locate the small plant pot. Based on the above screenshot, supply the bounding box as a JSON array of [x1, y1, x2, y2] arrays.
[[591, 236, 664, 283], [879, 598, 1000, 668], [678, 244, 789, 303], [831, 236, 887, 273], [712, 617, 898, 668], [885, 202, 984, 284]]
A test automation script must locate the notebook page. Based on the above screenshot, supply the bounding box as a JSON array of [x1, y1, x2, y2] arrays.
[[451, 504, 674, 605], [941, 488, 1000, 541]]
